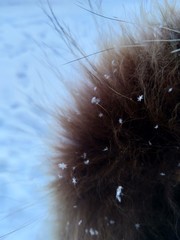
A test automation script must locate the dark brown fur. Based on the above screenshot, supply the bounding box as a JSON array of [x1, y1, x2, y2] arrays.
[[50, 2, 180, 239]]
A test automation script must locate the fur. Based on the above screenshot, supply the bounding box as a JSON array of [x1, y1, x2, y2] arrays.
[[50, 1, 180, 239]]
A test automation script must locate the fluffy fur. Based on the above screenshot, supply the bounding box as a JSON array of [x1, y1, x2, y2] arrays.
[[50, 2, 180, 239]]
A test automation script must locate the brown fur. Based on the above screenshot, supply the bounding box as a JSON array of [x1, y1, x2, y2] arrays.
[[50, 2, 180, 239]]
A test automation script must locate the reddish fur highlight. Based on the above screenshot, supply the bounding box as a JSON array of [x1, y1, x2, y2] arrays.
[[50, 2, 180, 240]]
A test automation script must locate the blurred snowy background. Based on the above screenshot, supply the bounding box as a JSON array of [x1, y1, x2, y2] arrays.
[[0, 0, 158, 239]]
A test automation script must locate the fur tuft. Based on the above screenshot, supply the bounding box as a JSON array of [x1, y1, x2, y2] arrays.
[[50, 2, 180, 239]]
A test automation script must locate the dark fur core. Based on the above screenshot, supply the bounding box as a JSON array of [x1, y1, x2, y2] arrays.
[[51, 3, 180, 240]]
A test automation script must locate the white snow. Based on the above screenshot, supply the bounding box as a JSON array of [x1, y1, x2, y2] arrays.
[[84, 159, 90, 165], [98, 112, 104, 118], [135, 223, 140, 230], [116, 186, 123, 202], [168, 87, 173, 92], [72, 177, 77, 185], [91, 96, 101, 105], [103, 147, 108, 151], [89, 228, 99, 236], [104, 73, 110, 80], [78, 219, 82, 226], [58, 163, 67, 170], [148, 141, 152, 146], [160, 172, 166, 176], [111, 59, 117, 66], [109, 220, 115, 225], [137, 95, 144, 102], [119, 118, 123, 124]]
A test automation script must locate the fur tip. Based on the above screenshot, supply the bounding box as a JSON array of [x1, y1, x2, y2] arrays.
[[50, 1, 180, 239]]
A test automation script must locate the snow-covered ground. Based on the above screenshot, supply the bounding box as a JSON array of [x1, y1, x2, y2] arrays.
[[0, 0, 157, 239]]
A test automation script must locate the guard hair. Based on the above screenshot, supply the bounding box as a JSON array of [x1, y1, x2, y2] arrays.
[[50, 1, 180, 239]]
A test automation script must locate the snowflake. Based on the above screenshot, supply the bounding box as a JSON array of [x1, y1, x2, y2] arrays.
[[116, 186, 123, 202], [112, 59, 117, 66], [89, 228, 99, 236], [78, 220, 82, 226], [103, 147, 108, 151], [94, 86, 97, 91], [148, 141, 152, 146], [58, 174, 63, 179], [98, 112, 104, 118], [168, 87, 173, 92], [104, 74, 110, 80], [84, 159, 90, 165], [119, 118, 123, 124], [135, 223, 140, 230], [72, 177, 77, 185], [154, 125, 159, 129], [110, 220, 115, 225], [137, 95, 144, 102], [58, 163, 67, 170], [160, 172, 165, 176], [91, 96, 100, 105]]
